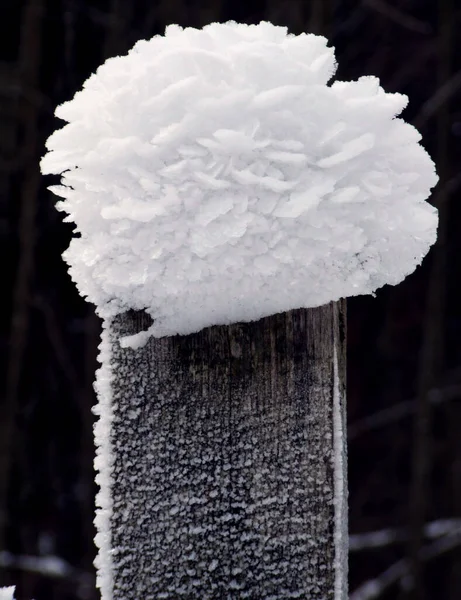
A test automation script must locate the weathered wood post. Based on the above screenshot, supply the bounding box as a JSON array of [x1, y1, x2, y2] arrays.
[[94, 303, 347, 599], [41, 20, 438, 600]]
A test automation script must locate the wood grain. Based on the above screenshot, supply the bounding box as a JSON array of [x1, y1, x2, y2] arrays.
[[104, 302, 346, 599]]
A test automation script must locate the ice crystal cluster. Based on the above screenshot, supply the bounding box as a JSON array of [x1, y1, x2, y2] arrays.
[[41, 21, 438, 339]]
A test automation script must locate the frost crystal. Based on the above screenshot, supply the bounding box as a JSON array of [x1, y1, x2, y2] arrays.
[[41, 21, 438, 339]]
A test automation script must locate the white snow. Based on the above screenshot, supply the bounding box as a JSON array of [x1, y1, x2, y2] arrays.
[[92, 323, 115, 600], [41, 21, 438, 343], [333, 347, 348, 599], [0, 588, 15, 600]]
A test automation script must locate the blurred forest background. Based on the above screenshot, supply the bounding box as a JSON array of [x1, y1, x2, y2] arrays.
[[1, 0, 460, 599]]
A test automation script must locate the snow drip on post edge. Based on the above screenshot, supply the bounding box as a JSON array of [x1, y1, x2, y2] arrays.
[[40, 21, 438, 345], [92, 323, 114, 600], [333, 346, 348, 599]]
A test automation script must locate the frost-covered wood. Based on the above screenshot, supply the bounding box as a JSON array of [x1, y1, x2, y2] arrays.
[[103, 302, 346, 599]]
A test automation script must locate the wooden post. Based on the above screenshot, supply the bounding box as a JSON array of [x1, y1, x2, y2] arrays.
[[96, 301, 347, 599]]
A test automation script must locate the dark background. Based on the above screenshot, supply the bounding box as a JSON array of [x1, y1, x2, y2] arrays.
[[1, 0, 460, 599]]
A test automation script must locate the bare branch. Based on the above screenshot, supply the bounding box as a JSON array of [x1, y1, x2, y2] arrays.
[[350, 527, 461, 600], [362, 0, 432, 34], [32, 295, 79, 389], [413, 70, 461, 130], [408, 3, 454, 595], [0, 0, 44, 556], [348, 379, 461, 441], [350, 519, 461, 552]]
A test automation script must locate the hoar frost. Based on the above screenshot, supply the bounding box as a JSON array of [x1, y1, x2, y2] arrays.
[[41, 21, 438, 340]]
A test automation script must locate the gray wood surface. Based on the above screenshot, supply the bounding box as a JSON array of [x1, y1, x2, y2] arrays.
[[105, 302, 346, 599]]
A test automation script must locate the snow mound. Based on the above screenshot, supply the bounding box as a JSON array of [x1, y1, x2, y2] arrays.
[[41, 21, 438, 340], [0, 587, 15, 600]]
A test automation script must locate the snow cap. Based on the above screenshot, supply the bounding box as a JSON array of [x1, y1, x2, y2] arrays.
[[41, 21, 438, 341]]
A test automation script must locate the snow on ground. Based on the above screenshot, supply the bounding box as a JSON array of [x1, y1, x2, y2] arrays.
[[41, 21, 438, 342], [0, 587, 15, 600]]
